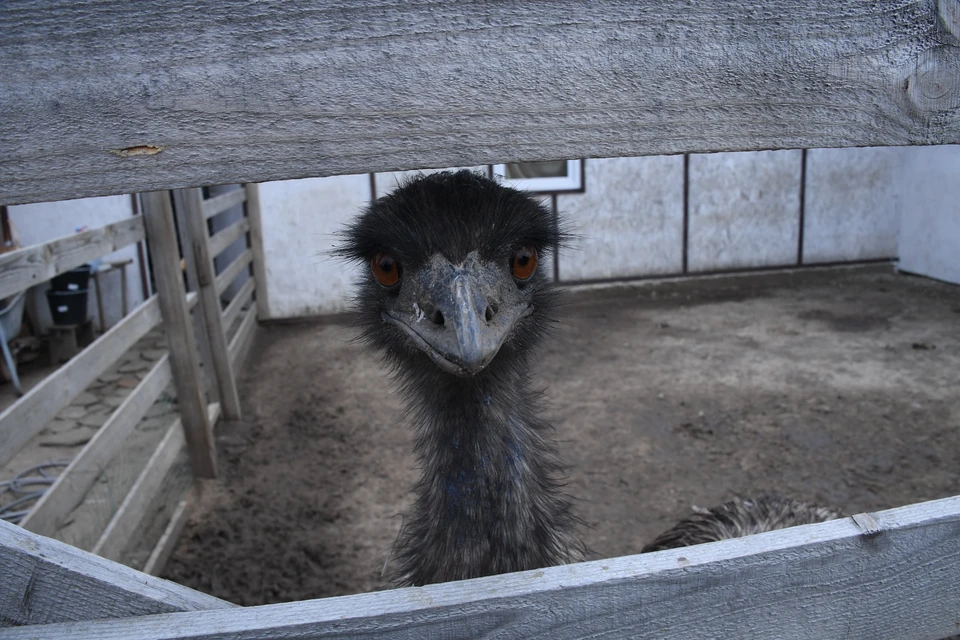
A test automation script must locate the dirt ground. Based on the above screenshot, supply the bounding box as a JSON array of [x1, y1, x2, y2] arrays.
[[163, 267, 960, 605]]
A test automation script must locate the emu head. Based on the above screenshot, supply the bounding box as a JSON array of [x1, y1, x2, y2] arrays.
[[338, 170, 561, 379]]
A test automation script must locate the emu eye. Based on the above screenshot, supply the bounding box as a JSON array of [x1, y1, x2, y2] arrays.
[[511, 246, 538, 281], [371, 252, 400, 287]]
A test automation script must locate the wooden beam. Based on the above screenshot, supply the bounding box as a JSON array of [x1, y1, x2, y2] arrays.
[[173, 188, 241, 420], [19, 356, 173, 540], [222, 276, 255, 333], [0, 217, 144, 301], [7, 496, 960, 640], [0, 296, 162, 468], [215, 250, 252, 297], [243, 183, 270, 320], [228, 307, 258, 370], [140, 191, 217, 478], [2, 1, 959, 205], [142, 497, 190, 577], [208, 218, 250, 259], [0, 518, 234, 628], [202, 188, 246, 220], [93, 404, 221, 563]]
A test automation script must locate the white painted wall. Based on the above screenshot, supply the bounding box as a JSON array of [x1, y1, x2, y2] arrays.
[[897, 145, 960, 285], [256, 175, 370, 319], [7, 195, 147, 332]]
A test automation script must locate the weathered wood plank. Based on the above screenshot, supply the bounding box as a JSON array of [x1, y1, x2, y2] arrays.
[[174, 188, 241, 420], [0, 217, 144, 300], [221, 276, 255, 333], [0, 296, 162, 468], [140, 191, 217, 478], [2, 1, 959, 205], [92, 404, 220, 563], [244, 183, 270, 320], [228, 307, 257, 369], [208, 218, 250, 260], [142, 497, 190, 577], [6, 496, 959, 640], [19, 356, 173, 541], [215, 250, 252, 297], [0, 518, 234, 628], [202, 189, 246, 220]]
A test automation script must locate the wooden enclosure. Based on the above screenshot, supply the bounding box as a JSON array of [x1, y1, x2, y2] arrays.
[[1, 0, 959, 638]]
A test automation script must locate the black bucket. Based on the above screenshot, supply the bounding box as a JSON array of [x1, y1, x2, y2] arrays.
[[50, 265, 93, 292], [46, 289, 89, 325]]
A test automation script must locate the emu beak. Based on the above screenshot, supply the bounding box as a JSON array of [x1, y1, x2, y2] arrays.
[[383, 254, 531, 377]]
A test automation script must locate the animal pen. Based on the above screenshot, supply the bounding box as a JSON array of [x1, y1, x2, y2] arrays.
[[1, 1, 959, 638]]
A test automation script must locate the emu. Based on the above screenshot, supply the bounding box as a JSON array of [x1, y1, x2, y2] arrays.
[[339, 169, 836, 586]]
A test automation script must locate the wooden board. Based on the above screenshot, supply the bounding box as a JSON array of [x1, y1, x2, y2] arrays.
[[142, 497, 190, 577], [0, 296, 162, 468], [92, 404, 221, 562], [202, 189, 246, 220], [0, 518, 234, 628], [0, 217, 144, 301], [208, 218, 250, 260], [19, 356, 173, 540], [4, 495, 959, 639], [2, 1, 959, 205], [140, 191, 217, 478], [215, 250, 252, 297], [221, 277, 255, 333], [244, 184, 270, 320], [228, 308, 257, 369]]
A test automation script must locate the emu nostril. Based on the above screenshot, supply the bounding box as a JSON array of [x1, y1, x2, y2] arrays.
[[485, 304, 498, 323], [431, 309, 445, 326]]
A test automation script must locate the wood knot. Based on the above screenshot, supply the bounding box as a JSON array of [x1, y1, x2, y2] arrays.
[[939, 0, 960, 42], [905, 48, 960, 114], [109, 145, 164, 158]]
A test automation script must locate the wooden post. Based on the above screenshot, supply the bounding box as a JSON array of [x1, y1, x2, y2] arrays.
[[244, 183, 270, 320], [173, 188, 242, 420], [172, 191, 219, 403], [140, 190, 217, 478]]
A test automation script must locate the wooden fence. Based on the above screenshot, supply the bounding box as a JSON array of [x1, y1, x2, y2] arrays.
[[0, 0, 958, 638]]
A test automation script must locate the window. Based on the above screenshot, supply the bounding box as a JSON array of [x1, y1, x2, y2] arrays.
[[492, 159, 584, 193]]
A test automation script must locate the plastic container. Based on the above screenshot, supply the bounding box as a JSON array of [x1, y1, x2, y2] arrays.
[[46, 289, 89, 325], [50, 265, 93, 292]]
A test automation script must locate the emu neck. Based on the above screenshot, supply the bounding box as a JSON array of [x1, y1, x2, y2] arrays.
[[391, 369, 582, 586]]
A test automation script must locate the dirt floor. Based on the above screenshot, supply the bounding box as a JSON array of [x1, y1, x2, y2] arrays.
[[163, 267, 960, 605]]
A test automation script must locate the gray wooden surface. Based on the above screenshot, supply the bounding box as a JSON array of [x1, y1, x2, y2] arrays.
[[0, 518, 234, 628], [1, 1, 959, 205], [208, 218, 250, 260], [221, 277, 255, 333], [20, 356, 173, 541], [244, 184, 270, 321], [0, 218, 144, 300], [140, 191, 217, 478], [202, 189, 246, 220], [142, 498, 190, 577], [215, 250, 252, 297], [174, 188, 241, 421], [0, 296, 163, 468], [4, 496, 958, 639]]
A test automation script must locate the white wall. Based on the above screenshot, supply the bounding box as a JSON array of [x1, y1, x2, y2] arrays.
[[897, 145, 960, 285], [257, 175, 370, 319], [7, 195, 147, 332]]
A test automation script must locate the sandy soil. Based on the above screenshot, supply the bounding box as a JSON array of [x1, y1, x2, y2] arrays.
[[163, 268, 960, 605]]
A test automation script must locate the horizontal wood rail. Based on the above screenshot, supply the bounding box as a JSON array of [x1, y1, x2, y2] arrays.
[[6, 495, 959, 639], [228, 306, 257, 368], [92, 403, 222, 562], [221, 277, 255, 332], [202, 188, 246, 220], [0, 217, 144, 300], [142, 497, 190, 576], [207, 218, 250, 259], [3, 1, 960, 205], [0, 518, 234, 629], [215, 250, 252, 297], [20, 356, 174, 540]]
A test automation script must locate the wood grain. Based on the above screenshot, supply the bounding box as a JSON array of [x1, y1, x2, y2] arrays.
[[1, 1, 958, 205], [4, 496, 959, 639], [243, 184, 270, 320], [202, 189, 246, 220], [0, 217, 144, 300], [215, 250, 252, 297], [140, 191, 217, 478], [0, 518, 234, 628], [19, 356, 173, 541], [221, 276, 255, 333], [0, 296, 162, 468], [208, 218, 250, 260]]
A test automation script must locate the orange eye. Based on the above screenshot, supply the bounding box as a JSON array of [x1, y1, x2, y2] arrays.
[[371, 252, 400, 287], [511, 247, 538, 280]]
